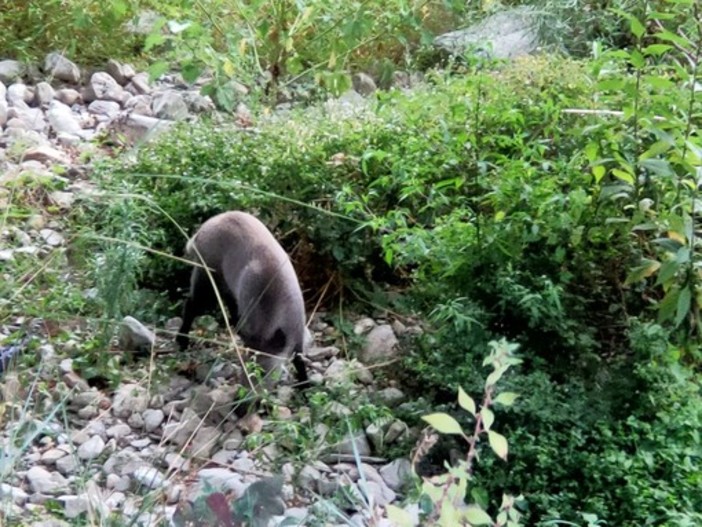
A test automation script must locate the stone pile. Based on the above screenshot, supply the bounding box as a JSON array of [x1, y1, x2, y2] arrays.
[[0, 312, 424, 526]]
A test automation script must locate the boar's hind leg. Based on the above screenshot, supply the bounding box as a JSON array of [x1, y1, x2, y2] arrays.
[[176, 267, 216, 350]]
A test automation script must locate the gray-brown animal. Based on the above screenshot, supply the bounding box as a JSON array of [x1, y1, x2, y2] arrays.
[[176, 211, 309, 387]]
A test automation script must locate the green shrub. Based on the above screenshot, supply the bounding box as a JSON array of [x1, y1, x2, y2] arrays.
[[0, 0, 144, 64]]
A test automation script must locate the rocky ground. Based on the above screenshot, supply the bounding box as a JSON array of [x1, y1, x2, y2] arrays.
[[0, 53, 427, 526]]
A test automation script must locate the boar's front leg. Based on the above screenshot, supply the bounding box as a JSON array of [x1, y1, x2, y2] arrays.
[[176, 267, 216, 350]]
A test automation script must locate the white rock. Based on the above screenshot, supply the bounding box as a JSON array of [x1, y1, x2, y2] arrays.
[[26, 466, 69, 494], [164, 452, 190, 473], [55, 454, 77, 475], [332, 430, 372, 457], [77, 435, 105, 460], [49, 191, 75, 209], [0, 60, 24, 84], [352, 72, 377, 96], [142, 408, 164, 432], [7, 83, 33, 105], [132, 466, 165, 489], [34, 82, 55, 105], [106, 423, 132, 439], [0, 483, 28, 505], [88, 100, 121, 118], [47, 101, 85, 137], [106, 59, 136, 86], [359, 324, 399, 364], [44, 53, 81, 83], [39, 228, 64, 246], [59, 495, 89, 519], [353, 317, 376, 335], [152, 90, 188, 120], [112, 383, 150, 418], [90, 72, 128, 104], [41, 448, 68, 464], [22, 145, 68, 165], [55, 88, 81, 106], [118, 316, 155, 353], [379, 458, 413, 491], [0, 99, 7, 127]]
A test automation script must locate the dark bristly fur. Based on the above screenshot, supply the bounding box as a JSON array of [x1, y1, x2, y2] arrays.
[[176, 211, 309, 388]]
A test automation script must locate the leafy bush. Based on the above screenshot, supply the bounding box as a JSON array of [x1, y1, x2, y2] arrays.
[[0, 0, 145, 64]]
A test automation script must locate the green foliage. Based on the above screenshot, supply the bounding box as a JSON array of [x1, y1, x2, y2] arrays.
[[0, 0, 144, 64], [474, 358, 702, 526], [389, 339, 523, 527], [140, 0, 469, 106]]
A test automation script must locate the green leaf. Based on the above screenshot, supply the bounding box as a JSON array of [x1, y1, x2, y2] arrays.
[[612, 168, 634, 185], [625, 259, 661, 285], [629, 16, 645, 39], [488, 430, 508, 461], [597, 78, 624, 91], [480, 408, 495, 430], [592, 165, 605, 183], [148, 61, 169, 82], [658, 286, 680, 323], [675, 286, 691, 327], [422, 413, 464, 435], [643, 44, 672, 56], [458, 387, 476, 416], [493, 392, 519, 406], [486, 364, 508, 387], [144, 33, 166, 52], [656, 260, 679, 286], [465, 505, 493, 526], [386, 505, 417, 527], [629, 49, 645, 69], [181, 63, 201, 84]]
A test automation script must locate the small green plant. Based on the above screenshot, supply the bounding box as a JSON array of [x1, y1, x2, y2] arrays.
[[387, 339, 523, 527]]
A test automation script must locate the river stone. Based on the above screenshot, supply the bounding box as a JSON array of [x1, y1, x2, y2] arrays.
[[26, 466, 69, 494], [44, 53, 81, 83], [359, 324, 399, 364], [106, 59, 136, 86], [0, 60, 24, 84], [47, 101, 84, 137], [118, 316, 155, 353], [55, 88, 81, 106], [434, 7, 539, 60], [34, 82, 55, 106], [90, 72, 128, 104], [352, 72, 377, 96], [112, 383, 149, 418], [88, 100, 121, 118], [152, 90, 188, 120], [77, 435, 105, 460]]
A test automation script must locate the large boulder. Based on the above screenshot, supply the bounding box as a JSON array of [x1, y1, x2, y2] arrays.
[[434, 7, 539, 60]]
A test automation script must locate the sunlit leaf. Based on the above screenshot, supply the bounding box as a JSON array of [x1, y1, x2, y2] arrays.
[[668, 231, 686, 244], [488, 430, 508, 460], [592, 165, 605, 183], [629, 49, 645, 69], [386, 505, 417, 527], [493, 392, 519, 406], [422, 413, 464, 435], [481, 408, 495, 430], [148, 61, 169, 81], [458, 387, 476, 416], [465, 505, 493, 526], [643, 43, 672, 56], [625, 259, 661, 285], [612, 169, 635, 185], [629, 16, 645, 39]]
